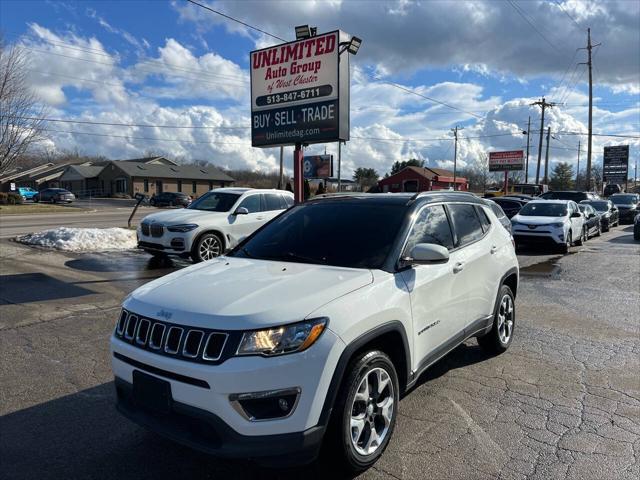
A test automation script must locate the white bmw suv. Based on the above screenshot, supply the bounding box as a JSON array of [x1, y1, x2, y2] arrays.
[[111, 192, 519, 472], [137, 188, 294, 262], [511, 199, 586, 253]]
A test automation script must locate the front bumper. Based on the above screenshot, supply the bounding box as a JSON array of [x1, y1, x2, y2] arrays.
[[110, 328, 344, 457], [512, 225, 566, 245], [137, 229, 199, 255], [618, 209, 638, 223], [114, 377, 324, 464]]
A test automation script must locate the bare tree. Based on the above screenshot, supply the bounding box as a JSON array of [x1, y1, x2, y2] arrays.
[[0, 37, 47, 174]]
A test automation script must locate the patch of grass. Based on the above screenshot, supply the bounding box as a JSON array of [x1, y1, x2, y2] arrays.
[[0, 204, 89, 215]]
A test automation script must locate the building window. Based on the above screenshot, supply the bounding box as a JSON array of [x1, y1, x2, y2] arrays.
[[143, 179, 149, 192], [115, 178, 127, 193], [177, 180, 182, 192], [192, 181, 197, 194]]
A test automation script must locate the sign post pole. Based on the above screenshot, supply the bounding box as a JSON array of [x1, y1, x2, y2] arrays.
[[293, 143, 304, 204], [504, 171, 509, 195], [337, 141, 342, 192]]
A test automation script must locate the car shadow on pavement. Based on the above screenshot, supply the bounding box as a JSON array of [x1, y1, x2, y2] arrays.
[[405, 342, 494, 396], [0, 272, 94, 304], [64, 252, 186, 274], [0, 383, 350, 480]]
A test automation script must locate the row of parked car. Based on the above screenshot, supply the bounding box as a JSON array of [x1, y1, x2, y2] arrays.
[[487, 191, 640, 250], [17, 187, 76, 203]]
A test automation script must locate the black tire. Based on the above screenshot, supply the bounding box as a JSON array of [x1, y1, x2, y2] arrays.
[[327, 350, 399, 474], [575, 226, 586, 246], [595, 222, 601, 237], [478, 285, 515, 355], [191, 232, 223, 263]]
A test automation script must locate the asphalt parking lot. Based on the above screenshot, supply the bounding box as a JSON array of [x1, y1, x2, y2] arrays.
[[1, 226, 638, 480]]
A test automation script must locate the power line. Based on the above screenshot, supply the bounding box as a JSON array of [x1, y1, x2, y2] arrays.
[[507, 0, 564, 55], [554, 0, 581, 29], [10, 115, 250, 130], [40, 128, 252, 145], [184, 0, 287, 42]]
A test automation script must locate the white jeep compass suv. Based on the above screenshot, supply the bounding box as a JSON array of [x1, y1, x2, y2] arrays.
[[111, 192, 519, 472], [137, 188, 294, 262]]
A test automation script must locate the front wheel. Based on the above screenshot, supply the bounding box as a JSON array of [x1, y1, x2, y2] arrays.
[[328, 351, 399, 474], [561, 230, 572, 253], [595, 223, 601, 237], [478, 285, 515, 354], [191, 233, 223, 263]]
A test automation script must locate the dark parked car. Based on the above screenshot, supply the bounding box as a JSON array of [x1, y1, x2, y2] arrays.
[[485, 199, 512, 234], [491, 197, 528, 219], [609, 193, 640, 224], [580, 200, 619, 232], [539, 191, 599, 202], [33, 188, 75, 203], [578, 204, 601, 238], [149, 192, 192, 207], [634, 213, 640, 241], [603, 184, 623, 197]]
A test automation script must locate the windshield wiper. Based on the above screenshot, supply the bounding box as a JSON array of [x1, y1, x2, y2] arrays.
[[283, 251, 327, 264]]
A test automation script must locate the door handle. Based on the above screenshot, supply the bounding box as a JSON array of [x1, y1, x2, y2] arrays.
[[490, 245, 498, 254], [453, 262, 464, 274]]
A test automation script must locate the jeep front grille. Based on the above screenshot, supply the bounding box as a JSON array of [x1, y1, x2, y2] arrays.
[[114, 309, 231, 364]]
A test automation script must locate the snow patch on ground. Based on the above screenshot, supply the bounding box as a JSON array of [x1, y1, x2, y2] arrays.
[[16, 227, 137, 252]]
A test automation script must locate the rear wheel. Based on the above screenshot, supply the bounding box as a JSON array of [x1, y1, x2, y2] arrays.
[[327, 350, 399, 474], [478, 285, 515, 354], [191, 233, 223, 263]]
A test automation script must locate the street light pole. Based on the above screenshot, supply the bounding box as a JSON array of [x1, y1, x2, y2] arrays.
[[524, 116, 531, 184]]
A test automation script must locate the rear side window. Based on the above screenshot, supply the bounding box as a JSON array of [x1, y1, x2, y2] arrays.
[[489, 202, 505, 218], [238, 194, 261, 213], [263, 193, 284, 211], [283, 195, 294, 207], [448, 204, 485, 247], [475, 205, 492, 233], [404, 205, 454, 253]]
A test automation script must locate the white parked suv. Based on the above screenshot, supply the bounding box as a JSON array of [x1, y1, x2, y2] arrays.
[[111, 192, 519, 472], [511, 199, 586, 253], [137, 188, 294, 262]]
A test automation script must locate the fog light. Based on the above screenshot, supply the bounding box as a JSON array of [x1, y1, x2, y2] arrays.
[[230, 388, 300, 421]]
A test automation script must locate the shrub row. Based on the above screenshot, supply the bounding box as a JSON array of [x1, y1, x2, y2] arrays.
[[0, 192, 24, 205]]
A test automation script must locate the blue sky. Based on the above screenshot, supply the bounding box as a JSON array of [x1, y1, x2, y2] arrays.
[[1, 0, 638, 178]]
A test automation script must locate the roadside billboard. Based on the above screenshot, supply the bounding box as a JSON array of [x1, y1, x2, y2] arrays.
[[603, 145, 629, 184], [489, 150, 525, 172], [250, 30, 350, 147], [303, 154, 333, 178]]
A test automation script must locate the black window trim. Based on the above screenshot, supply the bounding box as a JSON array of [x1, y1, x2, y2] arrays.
[[444, 202, 491, 251]]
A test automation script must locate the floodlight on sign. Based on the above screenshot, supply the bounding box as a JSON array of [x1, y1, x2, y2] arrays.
[[295, 25, 311, 40], [347, 36, 362, 55]]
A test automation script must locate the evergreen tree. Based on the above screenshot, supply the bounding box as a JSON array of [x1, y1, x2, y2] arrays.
[[549, 162, 575, 190], [389, 159, 424, 176], [303, 179, 311, 200]]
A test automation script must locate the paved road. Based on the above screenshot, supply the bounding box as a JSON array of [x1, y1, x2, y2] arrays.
[[0, 205, 156, 238], [0, 227, 638, 480]]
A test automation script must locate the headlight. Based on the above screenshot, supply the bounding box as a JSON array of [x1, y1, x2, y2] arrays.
[[552, 222, 565, 227], [604, 213, 611, 218], [167, 224, 198, 232], [237, 318, 327, 356]]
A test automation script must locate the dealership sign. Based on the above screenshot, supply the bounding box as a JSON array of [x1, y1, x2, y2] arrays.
[[489, 150, 525, 172], [250, 30, 350, 148], [603, 145, 629, 184]]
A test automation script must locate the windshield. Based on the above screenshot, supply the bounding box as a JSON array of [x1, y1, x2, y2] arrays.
[[187, 191, 240, 212], [611, 195, 637, 205], [518, 202, 567, 217], [230, 201, 408, 269], [540, 192, 585, 201], [585, 201, 609, 212]]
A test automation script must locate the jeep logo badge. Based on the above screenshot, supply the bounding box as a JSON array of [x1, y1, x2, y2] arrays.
[[157, 309, 172, 320]]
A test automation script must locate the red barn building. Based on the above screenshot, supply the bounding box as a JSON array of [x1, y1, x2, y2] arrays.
[[378, 166, 468, 193]]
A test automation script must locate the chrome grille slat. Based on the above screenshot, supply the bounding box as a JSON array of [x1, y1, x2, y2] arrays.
[[141, 223, 150, 236], [202, 332, 228, 361], [164, 326, 184, 354], [150, 224, 164, 237], [149, 323, 165, 349], [124, 315, 138, 340], [135, 318, 151, 346], [116, 310, 128, 336], [182, 330, 204, 358]]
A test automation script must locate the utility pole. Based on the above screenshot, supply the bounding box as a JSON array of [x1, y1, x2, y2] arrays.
[[530, 97, 557, 185], [576, 140, 581, 186], [578, 28, 601, 192], [544, 127, 551, 184], [451, 126, 463, 190], [524, 116, 531, 183]]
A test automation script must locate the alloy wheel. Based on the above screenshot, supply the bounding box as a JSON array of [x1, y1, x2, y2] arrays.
[[198, 236, 221, 260], [497, 294, 514, 344], [350, 367, 394, 456]]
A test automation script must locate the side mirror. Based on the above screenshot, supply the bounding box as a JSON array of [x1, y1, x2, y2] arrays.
[[233, 207, 249, 216], [405, 243, 450, 265], [571, 212, 582, 218]]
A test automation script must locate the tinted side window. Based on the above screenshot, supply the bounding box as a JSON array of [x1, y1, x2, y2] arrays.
[[263, 193, 284, 211], [238, 194, 261, 213], [404, 205, 454, 254], [448, 204, 485, 247], [490, 202, 505, 218], [475, 205, 492, 233]]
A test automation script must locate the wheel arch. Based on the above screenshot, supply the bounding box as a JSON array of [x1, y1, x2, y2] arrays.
[[501, 268, 518, 298], [192, 229, 227, 252], [317, 321, 410, 429]]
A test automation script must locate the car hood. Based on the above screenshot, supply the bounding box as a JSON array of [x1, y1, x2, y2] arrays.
[[512, 215, 567, 225], [140, 208, 227, 225], [123, 257, 374, 330]]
